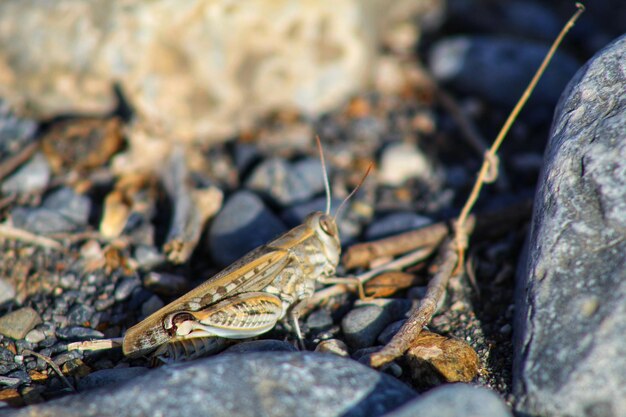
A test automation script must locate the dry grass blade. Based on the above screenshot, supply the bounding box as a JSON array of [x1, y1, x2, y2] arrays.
[[368, 3, 585, 368], [453, 3, 586, 270], [22, 349, 76, 392], [0, 224, 64, 251]]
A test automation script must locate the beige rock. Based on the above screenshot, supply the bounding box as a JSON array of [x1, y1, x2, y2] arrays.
[[0, 0, 436, 144]]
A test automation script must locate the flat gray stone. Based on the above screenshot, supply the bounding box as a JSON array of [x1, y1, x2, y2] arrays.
[[208, 190, 287, 266], [342, 299, 413, 350], [384, 384, 512, 417], [7, 352, 417, 417], [514, 35, 626, 417]]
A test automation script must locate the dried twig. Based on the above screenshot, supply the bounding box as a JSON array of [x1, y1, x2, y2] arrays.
[[453, 3, 585, 270], [22, 349, 76, 392], [162, 147, 223, 264], [67, 337, 123, 352], [0, 141, 39, 181], [367, 4, 585, 368], [0, 224, 64, 251], [303, 246, 435, 313], [369, 243, 458, 367], [343, 222, 448, 270], [343, 199, 532, 270]]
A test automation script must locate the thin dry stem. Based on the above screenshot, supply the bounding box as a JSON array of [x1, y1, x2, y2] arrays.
[[369, 243, 458, 368], [453, 3, 585, 269], [22, 349, 76, 392], [0, 224, 64, 251]]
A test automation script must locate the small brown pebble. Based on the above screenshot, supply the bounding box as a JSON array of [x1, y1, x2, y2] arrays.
[[61, 358, 92, 378], [406, 330, 479, 388], [315, 339, 349, 357], [28, 369, 49, 382], [0, 307, 43, 340], [0, 388, 23, 407]]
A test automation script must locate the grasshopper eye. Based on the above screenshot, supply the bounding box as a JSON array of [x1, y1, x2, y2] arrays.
[[319, 215, 335, 236]]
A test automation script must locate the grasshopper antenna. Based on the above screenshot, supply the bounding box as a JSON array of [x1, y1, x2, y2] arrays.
[[334, 163, 373, 222], [315, 135, 332, 215]]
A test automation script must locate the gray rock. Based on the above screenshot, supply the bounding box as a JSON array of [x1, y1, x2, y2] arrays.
[[114, 276, 141, 301], [342, 299, 413, 350], [56, 326, 104, 340], [0, 307, 43, 340], [429, 36, 579, 110], [0, 2, 383, 143], [223, 340, 297, 354], [208, 190, 287, 266], [6, 352, 417, 417], [0, 100, 37, 149], [66, 305, 95, 326], [24, 328, 46, 344], [306, 309, 334, 331], [1, 152, 50, 195], [384, 384, 512, 417], [514, 35, 626, 417], [246, 157, 325, 207], [133, 245, 165, 270], [377, 320, 406, 345], [365, 212, 432, 241], [77, 367, 150, 392], [10, 188, 91, 234], [0, 278, 16, 305]]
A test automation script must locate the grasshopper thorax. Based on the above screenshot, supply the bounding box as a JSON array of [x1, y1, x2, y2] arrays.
[[304, 211, 341, 272]]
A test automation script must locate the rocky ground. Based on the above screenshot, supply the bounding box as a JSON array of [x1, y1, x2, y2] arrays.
[[0, 2, 624, 417]]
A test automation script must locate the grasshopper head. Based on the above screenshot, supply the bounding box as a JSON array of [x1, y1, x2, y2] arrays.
[[305, 211, 341, 272]]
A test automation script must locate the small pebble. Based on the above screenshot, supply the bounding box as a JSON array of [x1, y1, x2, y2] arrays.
[[315, 339, 349, 357], [0, 279, 16, 305], [56, 326, 104, 340], [114, 277, 141, 301], [1, 152, 50, 195], [246, 157, 325, 207], [499, 324, 512, 335], [305, 309, 334, 331], [0, 307, 43, 340], [133, 245, 165, 270], [379, 142, 436, 186], [67, 305, 95, 326], [24, 329, 46, 344]]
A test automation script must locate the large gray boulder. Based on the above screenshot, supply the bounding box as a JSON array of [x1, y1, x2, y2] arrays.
[[514, 35, 626, 417]]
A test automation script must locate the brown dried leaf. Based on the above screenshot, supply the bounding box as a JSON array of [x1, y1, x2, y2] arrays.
[[363, 271, 421, 298], [0, 388, 23, 407], [42, 117, 124, 173]]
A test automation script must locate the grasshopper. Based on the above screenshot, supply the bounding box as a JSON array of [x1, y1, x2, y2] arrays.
[[119, 138, 368, 360]]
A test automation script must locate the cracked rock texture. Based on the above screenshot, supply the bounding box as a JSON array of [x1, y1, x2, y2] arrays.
[[514, 35, 626, 417]]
